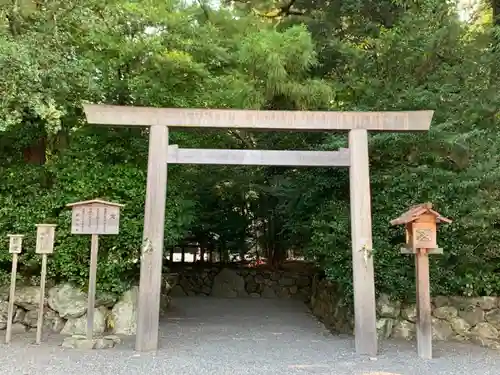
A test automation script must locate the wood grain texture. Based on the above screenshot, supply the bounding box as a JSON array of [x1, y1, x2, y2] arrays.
[[348, 129, 377, 356], [84, 104, 433, 131], [415, 249, 432, 359], [167, 146, 350, 167], [36, 254, 48, 344], [136, 125, 169, 352], [400, 246, 443, 255], [87, 234, 99, 340], [5, 253, 18, 344]]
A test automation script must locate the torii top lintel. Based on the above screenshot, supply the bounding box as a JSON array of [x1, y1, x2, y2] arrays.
[[83, 104, 433, 132]]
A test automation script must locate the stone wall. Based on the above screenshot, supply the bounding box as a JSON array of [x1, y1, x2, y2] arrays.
[[167, 264, 313, 300], [5, 269, 500, 352], [0, 283, 170, 337], [377, 295, 500, 350], [5, 270, 500, 352], [309, 277, 500, 350], [0, 264, 313, 339], [309, 277, 354, 334]]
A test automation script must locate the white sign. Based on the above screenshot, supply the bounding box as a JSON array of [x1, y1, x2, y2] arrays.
[[35, 224, 57, 254], [70, 203, 121, 235], [7, 235, 24, 254]]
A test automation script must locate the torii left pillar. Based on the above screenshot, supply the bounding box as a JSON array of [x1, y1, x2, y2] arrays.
[[136, 125, 169, 352]]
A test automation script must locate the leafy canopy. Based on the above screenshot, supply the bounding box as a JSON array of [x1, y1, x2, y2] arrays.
[[0, 0, 499, 301]]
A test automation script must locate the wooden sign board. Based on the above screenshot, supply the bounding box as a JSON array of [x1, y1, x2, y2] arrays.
[[34, 224, 56, 344], [7, 235, 24, 254], [35, 224, 57, 254], [67, 199, 124, 235], [412, 222, 437, 249]]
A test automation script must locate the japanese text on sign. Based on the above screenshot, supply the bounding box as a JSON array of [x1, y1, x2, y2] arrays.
[[8, 235, 24, 254], [71, 204, 120, 235]]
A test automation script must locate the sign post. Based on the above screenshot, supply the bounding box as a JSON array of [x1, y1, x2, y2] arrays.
[[390, 203, 452, 359], [35, 224, 57, 344], [66, 199, 124, 340], [5, 234, 24, 344]]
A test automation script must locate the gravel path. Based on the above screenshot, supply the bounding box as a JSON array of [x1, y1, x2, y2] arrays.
[[1, 297, 499, 375]]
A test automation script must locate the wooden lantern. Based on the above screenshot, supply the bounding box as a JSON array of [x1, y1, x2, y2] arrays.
[[391, 203, 451, 255], [390, 202, 452, 360]]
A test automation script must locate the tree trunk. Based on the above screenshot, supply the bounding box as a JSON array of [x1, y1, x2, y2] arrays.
[[494, 0, 500, 26], [23, 136, 47, 165]]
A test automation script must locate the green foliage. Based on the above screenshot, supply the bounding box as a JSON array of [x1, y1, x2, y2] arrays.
[[0, 127, 195, 294], [300, 1, 500, 301], [1, 0, 499, 300], [0, 0, 327, 292]]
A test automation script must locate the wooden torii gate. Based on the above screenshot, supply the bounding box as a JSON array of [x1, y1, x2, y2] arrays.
[[83, 104, 433, 356]]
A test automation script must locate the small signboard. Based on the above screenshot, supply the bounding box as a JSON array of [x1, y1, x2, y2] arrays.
[[35, 224, 57, 254], [66, 198, 124, 341], [34, 223, 57, 344], [67, 199, 124, 235], [6, 234, 24, 344], [7, 234, 24, 254], [412, 222, 437, 249]]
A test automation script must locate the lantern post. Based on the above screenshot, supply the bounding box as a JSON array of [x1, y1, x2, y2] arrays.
[[390, 203, 452, 359]]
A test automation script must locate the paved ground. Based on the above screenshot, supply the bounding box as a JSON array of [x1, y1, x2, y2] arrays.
[[1, 297, 500, 375]]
